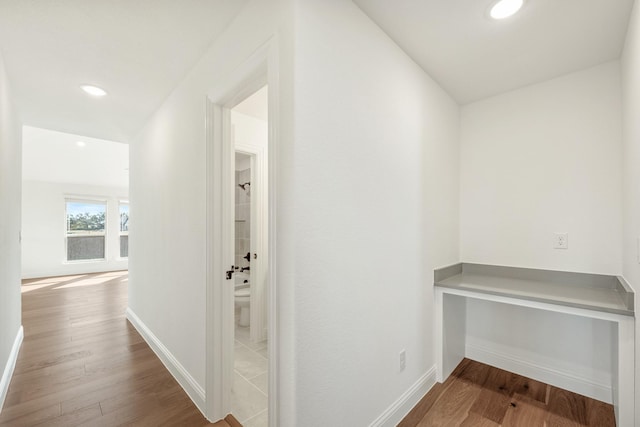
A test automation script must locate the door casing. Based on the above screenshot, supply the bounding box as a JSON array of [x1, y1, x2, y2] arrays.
[[205, 37, 279, 425]]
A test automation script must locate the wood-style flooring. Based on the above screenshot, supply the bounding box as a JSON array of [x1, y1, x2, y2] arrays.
[[2, 271, 617, 427], [399, 358, 616, 427], [0, 271, 239, 427]]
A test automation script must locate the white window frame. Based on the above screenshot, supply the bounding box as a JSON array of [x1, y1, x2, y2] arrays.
[[64, 197, 108, 263], [118, 200, 129, 259]]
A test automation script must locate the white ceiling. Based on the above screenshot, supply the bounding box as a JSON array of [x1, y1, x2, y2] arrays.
[[0, 0, 634, 141], [354, 0, 635, 104], [0, 0, 248, 142], [23, 126, 129, 188]]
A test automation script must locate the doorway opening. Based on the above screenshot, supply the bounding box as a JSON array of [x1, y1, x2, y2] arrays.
[[20, 125, 129, 280], [205, 40, 278, 426], [231, 86, 269, 422]]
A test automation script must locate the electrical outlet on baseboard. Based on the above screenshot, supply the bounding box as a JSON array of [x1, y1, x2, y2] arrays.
[[399, 349, 406, 372]]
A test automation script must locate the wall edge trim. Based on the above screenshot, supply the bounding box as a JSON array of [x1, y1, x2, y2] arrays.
[[466, 342, 612, 403], [368, 365, 437, 427], [125, 307, 206, 414], [0, 325, 23, 414]]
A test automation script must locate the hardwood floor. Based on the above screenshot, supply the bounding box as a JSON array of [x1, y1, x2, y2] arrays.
[[3, 271, 616, 427], [399, 358, 616, 427], [0, 271, 235, 427]]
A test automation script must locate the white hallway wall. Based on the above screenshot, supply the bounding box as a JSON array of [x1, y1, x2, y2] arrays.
[[293, 1, 459, 425], [0, 50, 22, 410], [461, 61, 622, 273], [129, 0, 296, 421], [130, 0, 459, 425], [460, 62, 622, 398], [131, 0, 631, 423], [21, 180, 128, 279], [621, 0, 640, 422]]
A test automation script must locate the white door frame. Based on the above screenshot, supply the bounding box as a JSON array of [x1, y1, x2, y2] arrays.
[[205, 38, 279, 425]]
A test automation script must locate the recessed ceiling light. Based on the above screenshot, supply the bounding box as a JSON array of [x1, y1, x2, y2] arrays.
[[80, 85, 107, 97], [490, 0, 524, 19], [76, 141, 86, 147]]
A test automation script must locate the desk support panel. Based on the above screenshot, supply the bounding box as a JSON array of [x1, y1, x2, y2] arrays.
[[435, 285, 634, 427], [435, 292, 466, 382]]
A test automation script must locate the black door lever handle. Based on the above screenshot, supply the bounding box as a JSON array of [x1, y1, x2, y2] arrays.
[[225, 266, 235, 280]]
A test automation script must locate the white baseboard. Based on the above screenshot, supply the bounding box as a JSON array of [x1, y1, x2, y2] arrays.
[[0, 326, 23, 414], [466, 341, 612, 403], [368, 366, 437, 427], [125, 308, 206, 414]]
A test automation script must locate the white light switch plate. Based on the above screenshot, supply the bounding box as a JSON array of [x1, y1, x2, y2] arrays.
[[554, 232, 568, 249]]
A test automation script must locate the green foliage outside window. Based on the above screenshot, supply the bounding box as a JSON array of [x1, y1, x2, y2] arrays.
[[120, 204, 129, 233], [66, 201, 106, 234], [68, 212, 105, 233]]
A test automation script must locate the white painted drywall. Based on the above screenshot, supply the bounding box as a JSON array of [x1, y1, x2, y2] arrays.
[[465, 299, 614, 401], [460, 62, 622, 399], [461, 61, 622, 274], [21, 181, 128, 279], [130, 0, 459, 424], [621, 1, 640, 422], [129, 0, 296, 423], [232, 110, 267, 150], [0, 50, 22, 411], [293, 1, 459, 425]]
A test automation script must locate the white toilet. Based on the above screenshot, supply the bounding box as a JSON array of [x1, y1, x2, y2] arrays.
[[235, 288, 250, 326], [235, 273, 250, 327]]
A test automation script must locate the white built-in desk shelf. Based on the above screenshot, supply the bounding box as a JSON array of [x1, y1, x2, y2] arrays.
[[435, 263, 634, 316], [434, 263, 635, 426]]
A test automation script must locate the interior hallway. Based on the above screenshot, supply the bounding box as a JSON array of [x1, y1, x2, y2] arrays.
[[0, 271, 235, 427]]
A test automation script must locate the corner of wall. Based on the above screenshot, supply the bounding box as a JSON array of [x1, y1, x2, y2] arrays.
[[0, 327, 23, 413], [620, 1, 640, 425], [0, 48, 23, 416], [125, 308, 206, 415], [368, 366, 437, 427]]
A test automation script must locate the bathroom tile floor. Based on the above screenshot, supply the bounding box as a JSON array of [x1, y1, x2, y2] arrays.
[[232, 318, 268, 426]]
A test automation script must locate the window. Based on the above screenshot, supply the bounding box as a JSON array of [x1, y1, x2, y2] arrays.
[[66, 200, 107, 261], [119, 202, 129, 258]]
